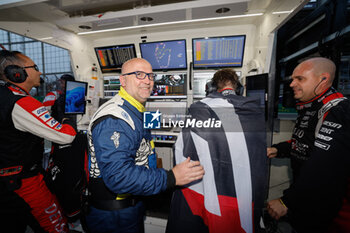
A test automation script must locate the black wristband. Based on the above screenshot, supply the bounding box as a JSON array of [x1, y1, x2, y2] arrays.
[[166, 170, 176, 190]]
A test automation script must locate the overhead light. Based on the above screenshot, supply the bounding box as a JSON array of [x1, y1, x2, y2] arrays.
[[216, 7, 230, 14], [272, 10, 293, 14], [0, 0, 26, 5], [39, 37, 53, 40], [78, 13, 263, 35], [79, 25, 92, 29], [140, 17, 153, 22], [97, 18, 122, 26], [0, 0, 48, 9]]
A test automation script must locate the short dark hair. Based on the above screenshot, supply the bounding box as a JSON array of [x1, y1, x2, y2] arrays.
[[60, 74, 75, 82], [212, 68, 239, 89]]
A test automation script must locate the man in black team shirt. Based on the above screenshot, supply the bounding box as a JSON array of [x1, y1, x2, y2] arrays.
[[0, 50, 76, 233], [267, 57, 350, 233]]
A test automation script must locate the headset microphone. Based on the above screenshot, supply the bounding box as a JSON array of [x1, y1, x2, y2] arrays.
[[314, 77, 327, 96]]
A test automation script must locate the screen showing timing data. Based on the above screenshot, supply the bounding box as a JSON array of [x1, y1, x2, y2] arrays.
[[140, 39, 187, 71], [94, 44, 137, 73], [192, 35, 246, 69]]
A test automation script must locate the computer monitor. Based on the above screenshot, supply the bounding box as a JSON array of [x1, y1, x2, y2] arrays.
[[95, 44, 137, 73], [192, 35, 246, 69], [150, 73, 187, 98], [245, 73, 268, 120], [64, 80, 88, 115], [139, 39, 187, 71]]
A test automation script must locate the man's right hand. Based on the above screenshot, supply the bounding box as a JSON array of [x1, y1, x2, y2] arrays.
[[267, 147, 278, 158], [172, 157, 205, 186]]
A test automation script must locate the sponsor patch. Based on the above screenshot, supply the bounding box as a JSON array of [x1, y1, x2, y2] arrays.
[[319, 127, 334, 134], [44, 95, 56, 101], [316, 133, 333, 141], [55, 124, 62, 130], [111, 132, 120, 148], [46, 119, 58, 128], [32, 107, 48, 117], [40, 113, 52, 122], [121, 111, 130, 121], [323, 121, 342, 129], [314, 140, 330, 150]]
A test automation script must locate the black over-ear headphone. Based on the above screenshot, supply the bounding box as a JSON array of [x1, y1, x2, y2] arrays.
[[4, 64, 28, 83], [235, 81, 244, 96], [205, 79, 244, 96]]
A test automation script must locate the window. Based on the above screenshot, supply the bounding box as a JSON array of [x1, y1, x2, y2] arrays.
[[0, 29, 72, 101]]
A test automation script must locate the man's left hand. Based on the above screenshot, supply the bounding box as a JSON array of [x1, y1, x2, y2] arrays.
[[267, 199, 288, 220]]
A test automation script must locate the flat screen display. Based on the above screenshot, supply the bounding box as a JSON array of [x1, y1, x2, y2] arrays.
[[64, 80, 88, 115], [150, 73, 186, 98], [95, 44, 137, 73], [192, 35, 246, 69], [139, 39, 187, 71], [246, 73, 268, 120]]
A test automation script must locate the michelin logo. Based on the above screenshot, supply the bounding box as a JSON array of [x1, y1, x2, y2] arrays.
[[144, 110, 161, 129]]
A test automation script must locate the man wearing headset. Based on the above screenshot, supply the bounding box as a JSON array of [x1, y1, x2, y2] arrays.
[[167, 68, 268, 233], [267, 57, 350, 233], [0, 50, 76, 233]]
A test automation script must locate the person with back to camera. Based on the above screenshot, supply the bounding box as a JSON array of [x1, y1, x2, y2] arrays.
[[166, 68, 268, 233], [267, 57, 350, 233], [45, 73, 87, 232], [42, 82, 59, 112], [85, 58, 205, 233], [0, 50, 76, 233]]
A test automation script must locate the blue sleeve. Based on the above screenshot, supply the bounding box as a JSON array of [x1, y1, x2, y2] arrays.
[[92, 117, 168, 196]]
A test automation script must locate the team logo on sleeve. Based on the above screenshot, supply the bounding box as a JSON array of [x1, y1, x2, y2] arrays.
[[111, 132, 120, 149], [144, 110, 161, 129]]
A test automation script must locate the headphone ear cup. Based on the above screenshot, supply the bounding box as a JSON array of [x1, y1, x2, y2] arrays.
[[235, 81, 244, 96], [4, 65, 28, 83]]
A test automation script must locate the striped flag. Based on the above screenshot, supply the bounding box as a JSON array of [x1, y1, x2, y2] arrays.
[[166, 93, 268, 233]]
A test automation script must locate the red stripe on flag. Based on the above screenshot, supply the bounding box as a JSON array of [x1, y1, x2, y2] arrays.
[[182, 188, 249, 233]]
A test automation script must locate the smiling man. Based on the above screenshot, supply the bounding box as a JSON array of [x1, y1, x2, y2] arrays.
[[86, 58, 204, 233], [267, 57, 350, 233]]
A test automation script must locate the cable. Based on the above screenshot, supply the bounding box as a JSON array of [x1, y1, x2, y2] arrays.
[[313, 77, 326, 96]]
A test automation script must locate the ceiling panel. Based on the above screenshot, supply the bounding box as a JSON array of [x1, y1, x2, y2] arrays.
[[0, 0, 307, 36], [192, 2, 248, 19]]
